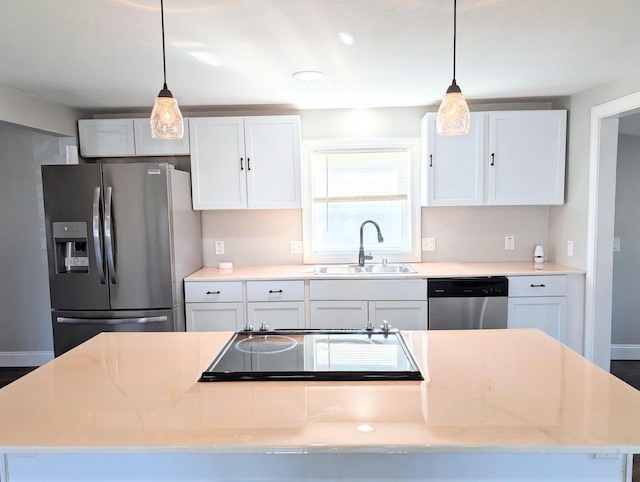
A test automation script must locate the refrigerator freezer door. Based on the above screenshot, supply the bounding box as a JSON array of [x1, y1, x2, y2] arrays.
[[52, 308, 177, 356], [42, 164, 110, 310], [102, 163, 174, 310]]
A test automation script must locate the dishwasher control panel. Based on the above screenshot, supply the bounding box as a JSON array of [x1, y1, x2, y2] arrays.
[[428, 277, 508, 297]]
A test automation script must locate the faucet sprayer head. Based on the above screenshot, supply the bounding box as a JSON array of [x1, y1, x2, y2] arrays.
[[377, 233, 384, 243]]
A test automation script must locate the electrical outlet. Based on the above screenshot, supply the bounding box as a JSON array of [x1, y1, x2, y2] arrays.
[[289, 240, 303, 254], [504, 235, 515, 251], [567, 240, 574, 257], [613, 237, 621, 253], [422, 237, 436, 251], [214, 240, 225, 255]]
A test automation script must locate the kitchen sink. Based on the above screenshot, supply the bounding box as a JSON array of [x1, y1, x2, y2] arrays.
[[312, 263, 416, 275]]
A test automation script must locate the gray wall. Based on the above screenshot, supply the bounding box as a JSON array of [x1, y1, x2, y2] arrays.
[[0, 85, 82, 136], [611, 134, 640, 344], [549, 71, 640, 268], [0, 122, 67, 361]]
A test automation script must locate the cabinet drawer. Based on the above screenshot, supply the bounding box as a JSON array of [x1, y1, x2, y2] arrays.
[[246, 281, 304, 302], [508, 275, 567, 297], [184, 281, 243, 302]]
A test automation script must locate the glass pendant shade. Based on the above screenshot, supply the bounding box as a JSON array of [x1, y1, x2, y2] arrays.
[[150, 89, 184, 139], [436, 83, 471, 135]]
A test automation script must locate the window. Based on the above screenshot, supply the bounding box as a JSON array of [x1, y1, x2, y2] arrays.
[[302, 139, 421, 264]]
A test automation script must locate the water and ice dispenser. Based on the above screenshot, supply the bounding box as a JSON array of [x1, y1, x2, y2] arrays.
[[53, 222, 89, 273]]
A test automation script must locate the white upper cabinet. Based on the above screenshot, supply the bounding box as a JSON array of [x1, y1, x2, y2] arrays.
[[78, 118, 190, 158], [422, 112, 485, 206], [487, 110, 567, 205], [421, 110, 567, 206], [133, 119, 190, 156], [189, 115, 301, 210], [79, 119, 135, 157]]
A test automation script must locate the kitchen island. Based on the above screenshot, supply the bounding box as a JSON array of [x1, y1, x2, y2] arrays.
[[1, 329, 639, 481]]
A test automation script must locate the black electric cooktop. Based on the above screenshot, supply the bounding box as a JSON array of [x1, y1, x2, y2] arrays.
[[199, 328, 423, 382]]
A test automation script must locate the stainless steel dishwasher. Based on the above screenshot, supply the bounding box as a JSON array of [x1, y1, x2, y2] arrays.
[[428, 277, 508, 330]]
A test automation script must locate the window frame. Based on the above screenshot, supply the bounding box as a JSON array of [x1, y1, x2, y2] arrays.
[[302, 138, 422, 265]]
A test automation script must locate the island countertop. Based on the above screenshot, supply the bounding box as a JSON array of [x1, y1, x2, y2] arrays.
[[185, 261, 584, 281], [1, 329, 639, 455]]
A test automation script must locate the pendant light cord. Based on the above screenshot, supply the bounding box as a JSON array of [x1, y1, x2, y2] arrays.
[[452, 0, 457, 82], [160, 0, 167, 88]]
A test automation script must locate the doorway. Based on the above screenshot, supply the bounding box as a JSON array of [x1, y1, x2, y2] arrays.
[[586, 92, 640, 370]]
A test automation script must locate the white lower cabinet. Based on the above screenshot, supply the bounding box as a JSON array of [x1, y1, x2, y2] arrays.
[[248, 302, 305, 330], [246, 280, 305, 329], [185, 281, 244, 332], [507, 275, 568, 343], [310, 301, 369, 329], [309, 280, 428, 330], [186, 302, 244, 332]]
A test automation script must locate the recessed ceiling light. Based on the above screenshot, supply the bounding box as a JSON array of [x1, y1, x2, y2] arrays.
[[338, 32, 354, 46], [293, 71, 325, 82], [357, 424, 375, 433]]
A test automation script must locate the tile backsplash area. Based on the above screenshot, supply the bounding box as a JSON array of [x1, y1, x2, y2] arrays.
[[200, 206, 549, 266]]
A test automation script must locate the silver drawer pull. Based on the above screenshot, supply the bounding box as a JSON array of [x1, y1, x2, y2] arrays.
[[269, 289, 283, 293], [206, 290, 221, 295], [530, 284, 546, 288]]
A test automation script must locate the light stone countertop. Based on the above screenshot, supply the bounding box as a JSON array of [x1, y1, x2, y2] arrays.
[[1, 329, 638, 454], [185, 261, 584, 282]]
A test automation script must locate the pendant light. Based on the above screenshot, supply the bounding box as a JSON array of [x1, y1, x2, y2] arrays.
[[436, 0, 470, 136], [150, 0, 184, 139]]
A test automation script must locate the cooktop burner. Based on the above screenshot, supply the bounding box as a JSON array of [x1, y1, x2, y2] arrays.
[[199, 328, 423, 382]]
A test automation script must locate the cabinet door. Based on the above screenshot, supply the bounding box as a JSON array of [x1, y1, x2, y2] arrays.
[[78, 119, 135, 157], [247, 302, 305, 329], [133, 118, 190, 156], [189, 117, 247, 210], [507, 296, 567, 343], [368, 301, 427, 330], [244, 116, 301, 209], [185, 302, 243, 332], [422, 112, 485, 206], [309, 301, 369, 329], [487, 111, 566, 205]]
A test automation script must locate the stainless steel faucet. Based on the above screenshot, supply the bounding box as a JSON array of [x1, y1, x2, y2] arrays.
[[358, 220, 384, 266]]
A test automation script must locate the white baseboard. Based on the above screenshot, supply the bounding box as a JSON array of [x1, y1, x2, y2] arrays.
[[611, 344, 640, 360], [0, 351, 54, 367]]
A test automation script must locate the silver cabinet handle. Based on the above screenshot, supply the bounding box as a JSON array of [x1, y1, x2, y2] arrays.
[[56, 316, 168, 325], [206, 290, 221, 295], [530, 284, 546, 288], [92, 186, 106, 284], [104, 186, 117, 284]]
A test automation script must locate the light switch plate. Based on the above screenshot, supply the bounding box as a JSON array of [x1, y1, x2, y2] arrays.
[[422, 237, 436, 251], [567, 240, 574, 257], [214, 240, 224, 255], [613, 237, 621, 252], [290, 240, 303, 254]]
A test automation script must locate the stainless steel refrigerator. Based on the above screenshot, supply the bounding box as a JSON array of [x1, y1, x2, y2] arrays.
[[42, 162, 202, 356]]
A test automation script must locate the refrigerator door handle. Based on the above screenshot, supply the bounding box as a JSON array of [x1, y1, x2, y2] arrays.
[[104, 186, 117, 284], [56, 316, 168, 325], [92, 186, 106, 284]]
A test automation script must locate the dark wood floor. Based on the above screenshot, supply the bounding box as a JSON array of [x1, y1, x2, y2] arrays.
[[0, 366, 37, 389]]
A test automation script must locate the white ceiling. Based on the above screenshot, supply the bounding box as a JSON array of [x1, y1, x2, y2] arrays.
[[1, 0, 640, 112]]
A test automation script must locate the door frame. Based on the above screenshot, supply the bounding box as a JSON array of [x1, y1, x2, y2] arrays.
[[585, 91, 640, 369]]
